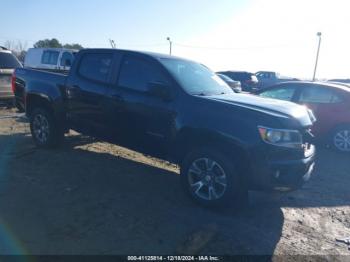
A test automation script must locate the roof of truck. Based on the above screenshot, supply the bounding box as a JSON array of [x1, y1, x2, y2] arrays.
[[81, 48, 190, 61]]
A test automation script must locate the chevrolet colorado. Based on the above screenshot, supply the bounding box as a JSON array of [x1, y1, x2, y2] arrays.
[[13, 49, 316, 207]]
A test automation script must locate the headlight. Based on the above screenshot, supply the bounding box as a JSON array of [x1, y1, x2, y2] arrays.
[[258, 126, 303, 148]]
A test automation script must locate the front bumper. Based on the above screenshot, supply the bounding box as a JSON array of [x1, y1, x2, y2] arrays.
[[248, 144, 316, 191]]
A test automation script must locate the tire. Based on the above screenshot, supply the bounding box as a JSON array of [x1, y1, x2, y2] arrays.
[[180, 147, 248, 208], [330, 125, 350, 153], [30, 107, 64, 148]]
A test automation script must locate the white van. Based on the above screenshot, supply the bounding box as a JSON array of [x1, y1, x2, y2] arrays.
[[24, 48, 77, 71]]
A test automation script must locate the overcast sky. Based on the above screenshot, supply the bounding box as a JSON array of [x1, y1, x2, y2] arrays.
[[1, 0, 349, 79]]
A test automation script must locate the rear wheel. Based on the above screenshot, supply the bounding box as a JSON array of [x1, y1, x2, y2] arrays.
[[181, 147, 248, 208], [330, 125, 350, 153], [30, 107, 64, 148]]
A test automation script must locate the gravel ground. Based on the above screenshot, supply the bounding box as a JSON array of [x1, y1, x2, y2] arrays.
[[0, 107, 349, 259]]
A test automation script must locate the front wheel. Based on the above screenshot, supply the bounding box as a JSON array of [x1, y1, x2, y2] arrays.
[[331, 125, 350, 153], [181, 147, 248, 208], [30, 107, 64, 148]]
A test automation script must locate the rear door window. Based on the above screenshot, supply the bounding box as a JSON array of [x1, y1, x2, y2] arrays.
[[118, 56, 168, 92], [299, 86, 343, 103], [78, 53, 113, 83], [41, 51, 59, 65]]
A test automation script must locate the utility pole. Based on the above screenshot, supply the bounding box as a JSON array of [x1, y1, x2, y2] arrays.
[[109, 39, 116, 49], [166, 37, 172, 55], [312, 32, 322, 81]]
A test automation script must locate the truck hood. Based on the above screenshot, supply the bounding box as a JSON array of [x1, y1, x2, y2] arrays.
[[204, 93, 314, 125]]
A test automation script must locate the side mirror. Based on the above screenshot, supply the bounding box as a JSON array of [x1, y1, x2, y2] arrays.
[[147, 81, 172, 101]]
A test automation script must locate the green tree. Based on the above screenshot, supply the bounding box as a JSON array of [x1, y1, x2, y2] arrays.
[[33, 38, 83, 50], [33, 38, 62, 48], [63, 43, 83, 50]]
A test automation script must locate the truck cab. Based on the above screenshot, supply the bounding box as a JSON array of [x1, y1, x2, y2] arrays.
[[14, 49, 316, 208]]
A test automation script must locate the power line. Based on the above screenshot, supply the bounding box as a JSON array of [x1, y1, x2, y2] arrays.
[[116, 43, 167, 47], [173, 42, 292, 50], [0, 36, 309, 51]]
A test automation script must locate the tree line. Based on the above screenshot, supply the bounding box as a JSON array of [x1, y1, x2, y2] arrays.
[[3, 38, 83, 62]]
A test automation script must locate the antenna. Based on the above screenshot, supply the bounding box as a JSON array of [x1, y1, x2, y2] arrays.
[[109, 39, 116, 49]]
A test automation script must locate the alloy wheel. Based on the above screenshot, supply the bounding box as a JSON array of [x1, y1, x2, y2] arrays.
[[187, 157, 228, 201], [32, 114, 50, 144], [334, 129, 350, 152]]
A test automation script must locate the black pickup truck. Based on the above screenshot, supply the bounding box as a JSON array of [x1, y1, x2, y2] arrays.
[[13, 49, 316, 207]]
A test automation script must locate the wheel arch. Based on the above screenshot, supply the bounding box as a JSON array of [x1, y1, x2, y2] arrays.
[[173, 128, 252, 180], [25, 93, 54, 118]]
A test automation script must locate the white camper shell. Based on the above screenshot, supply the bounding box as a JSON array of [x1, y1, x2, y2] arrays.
[[24, 48, 77, 71]]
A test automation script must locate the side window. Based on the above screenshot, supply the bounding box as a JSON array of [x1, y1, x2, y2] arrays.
[[229, 73, 239, 81], [41, 51, 59, 65], [118, 56, 168, 92], [259, 86, 296, 101], [78, 53, 112, 83], [60, 52, 74, 66], [299, 87, 342, 103]]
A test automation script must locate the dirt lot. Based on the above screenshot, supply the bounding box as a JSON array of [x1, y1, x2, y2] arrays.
[[0, 107, 350, 258]]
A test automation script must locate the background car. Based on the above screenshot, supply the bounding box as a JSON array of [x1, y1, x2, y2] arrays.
[[0, 46, 22, 107], [216, 73, 242, 93], [328, 79, 350, 84], [255, 71, 298, 89], [217, 71, 258, 92], [327, 81, 350, 89], [24, 48, 77, 72], [255, 81, 350, 152]]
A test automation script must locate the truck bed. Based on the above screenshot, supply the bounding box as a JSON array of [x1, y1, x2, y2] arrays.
[[14, 67, 67, 111]]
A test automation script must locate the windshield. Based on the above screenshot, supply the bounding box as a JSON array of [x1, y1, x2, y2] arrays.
[[0, 53, 22, 69], [160, 58, 233, 96], [217, 73, 234, 82]]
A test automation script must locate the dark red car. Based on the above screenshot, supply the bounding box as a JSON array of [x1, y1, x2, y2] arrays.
[[256, 81, 350, 152]]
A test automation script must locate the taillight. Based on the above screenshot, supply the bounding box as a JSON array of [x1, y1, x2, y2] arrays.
[[11, 72, 16, 94]]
